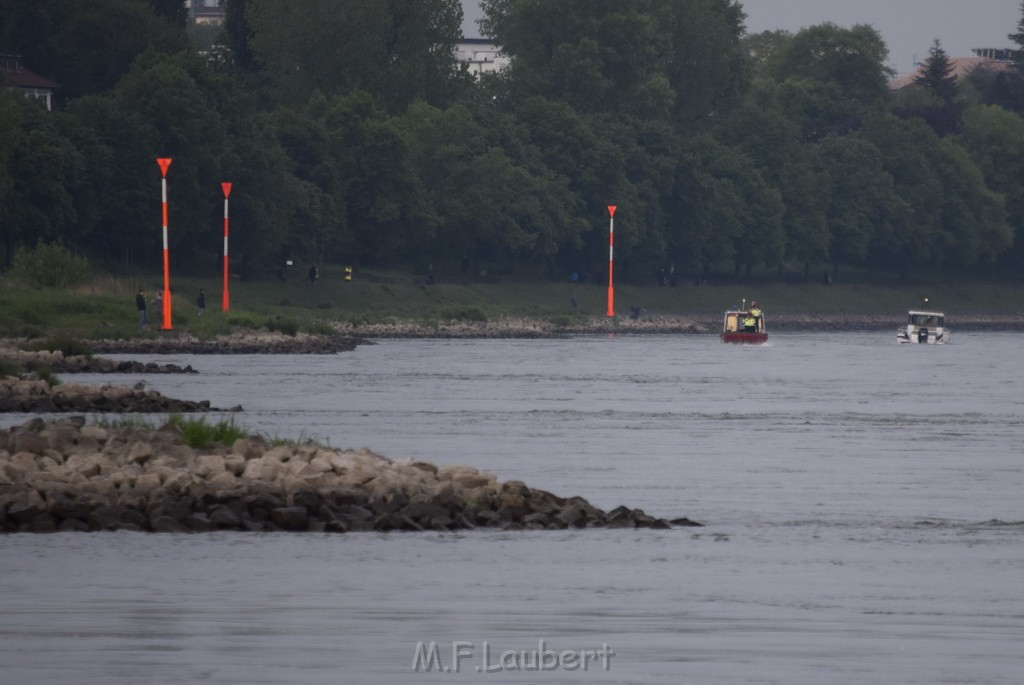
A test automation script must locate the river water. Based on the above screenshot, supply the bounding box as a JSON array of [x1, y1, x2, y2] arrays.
[[2, 333, 1023, 684]]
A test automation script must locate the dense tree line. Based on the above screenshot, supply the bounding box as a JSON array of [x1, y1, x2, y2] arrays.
[[2, 0, 1023, 283]]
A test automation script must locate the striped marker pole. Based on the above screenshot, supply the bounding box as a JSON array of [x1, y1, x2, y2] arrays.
[[606, 205, 617, 318], [221, 182, 232, 312], [156, 158, 173, 330]]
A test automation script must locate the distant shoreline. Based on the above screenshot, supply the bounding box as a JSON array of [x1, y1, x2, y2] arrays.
[[327, 312, 1024, 338], [4, 312, 1022, 357]]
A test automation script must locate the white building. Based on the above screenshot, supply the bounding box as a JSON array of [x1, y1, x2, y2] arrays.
[[455, 38, 508, 76]]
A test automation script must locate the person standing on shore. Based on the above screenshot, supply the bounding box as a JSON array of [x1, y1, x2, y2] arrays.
[[136, 288, 148, 329], [197, 288, 206, 317]]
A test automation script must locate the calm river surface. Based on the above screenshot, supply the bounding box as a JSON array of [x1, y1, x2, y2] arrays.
[[2, 332, 1023, 684]]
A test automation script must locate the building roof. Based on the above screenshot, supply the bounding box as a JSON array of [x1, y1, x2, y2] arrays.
[[889, 49, 1014, 90], [0, 54, 59, 90]]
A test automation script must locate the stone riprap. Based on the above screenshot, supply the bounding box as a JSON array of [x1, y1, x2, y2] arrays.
[[0, 417, 701, 534], [0, 379, 227, 413], [88, 333, 366, 355], [0, 345, 195, 374]]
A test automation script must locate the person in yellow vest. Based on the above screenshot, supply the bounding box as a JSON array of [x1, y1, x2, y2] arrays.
[[749, 301, 762, 332], [743, 312, 757, 332], [343, 266, 352, 283]]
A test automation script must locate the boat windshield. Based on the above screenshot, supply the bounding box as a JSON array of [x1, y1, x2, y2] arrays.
[[909, 314, 943, 326]]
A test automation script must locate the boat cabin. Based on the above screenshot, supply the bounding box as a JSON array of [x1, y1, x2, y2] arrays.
[[897, 310, 949, 344], [721, 309, 767, 344]]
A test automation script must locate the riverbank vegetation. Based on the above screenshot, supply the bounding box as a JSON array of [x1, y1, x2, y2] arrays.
[[2, 253, 1022, 341], [2, 1, 1024, 292]]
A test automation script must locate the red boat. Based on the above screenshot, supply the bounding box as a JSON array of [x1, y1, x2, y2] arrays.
[[720, 309, 767, 344]]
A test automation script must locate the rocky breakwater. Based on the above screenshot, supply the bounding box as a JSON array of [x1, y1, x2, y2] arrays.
[[89, 332, 366, 355], [0, 417, 702, 534], [333, 315, 710, 338], [0, 344, 195, 374], [0, 379, 225, 413]]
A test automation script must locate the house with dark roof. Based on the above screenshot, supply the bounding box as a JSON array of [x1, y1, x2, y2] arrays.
[[0, 53, 58, 110], [889, 48, 1016, 90]]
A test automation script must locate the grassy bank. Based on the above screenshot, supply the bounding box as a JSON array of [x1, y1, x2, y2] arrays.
[[1, 268, 1022, 340]]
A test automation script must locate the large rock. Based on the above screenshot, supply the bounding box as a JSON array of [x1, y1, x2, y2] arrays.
[[269, 506, 308, 531]]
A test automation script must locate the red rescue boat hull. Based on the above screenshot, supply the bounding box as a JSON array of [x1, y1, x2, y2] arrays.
[[721, 331, 768, 344]]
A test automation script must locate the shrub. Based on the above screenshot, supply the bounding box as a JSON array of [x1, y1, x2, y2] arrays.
[[32, 364, 60, 387], [10, 243, 92, 288], [26, 334, 93, 358], [167, 414, 249, 448], [443, 307, 487, 322], [266, 316, 298, 336], [547, 315, 573, 328], [305, 320, 335, 336], [0, 361, 22, 378], [14, 306, 45, 326], [225, 312, 263, 329]]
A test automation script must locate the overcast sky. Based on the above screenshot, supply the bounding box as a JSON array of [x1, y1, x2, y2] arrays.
[[460, 0, 1022, 77]]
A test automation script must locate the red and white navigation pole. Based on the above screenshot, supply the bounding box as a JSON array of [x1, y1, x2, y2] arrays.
[[221, 182, 232, 312], [606, 204, 617, 318], [156, 158, 173, 330]]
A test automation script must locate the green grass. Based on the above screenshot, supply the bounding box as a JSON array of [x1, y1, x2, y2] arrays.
[[92, 416, 154, 430], [167, 414, 249, 448], [88, 414, 328, 450], [91, 414, 244, 447]]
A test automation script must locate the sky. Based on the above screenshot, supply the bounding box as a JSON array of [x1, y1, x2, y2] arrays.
[[460, 0, 1022, 78]]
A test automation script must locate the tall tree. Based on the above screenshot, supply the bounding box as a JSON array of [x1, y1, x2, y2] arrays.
[[818, 134, 904, 276], [150, 0, 188, 27], [958, 105, 1024, 269], [0, 92, 82, 265], [766, 23, 892, 109], [862, 113, 1010, 273], [246, 0, 467, 112], [1009, 0, 1024, 73], [0, 91, 25, 265], [222, 0, 260, 72], [914, 39, 958, 105], [0, 0, 190, 101], [480, 0, 670, 117], [714, 81, 827, 276], [743, 30, 792, 77], [480, 0, 747, 124], [658, 0, 749, 127]]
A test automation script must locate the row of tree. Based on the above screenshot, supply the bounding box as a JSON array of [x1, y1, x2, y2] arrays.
[[2, 0, 1024, 283]]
